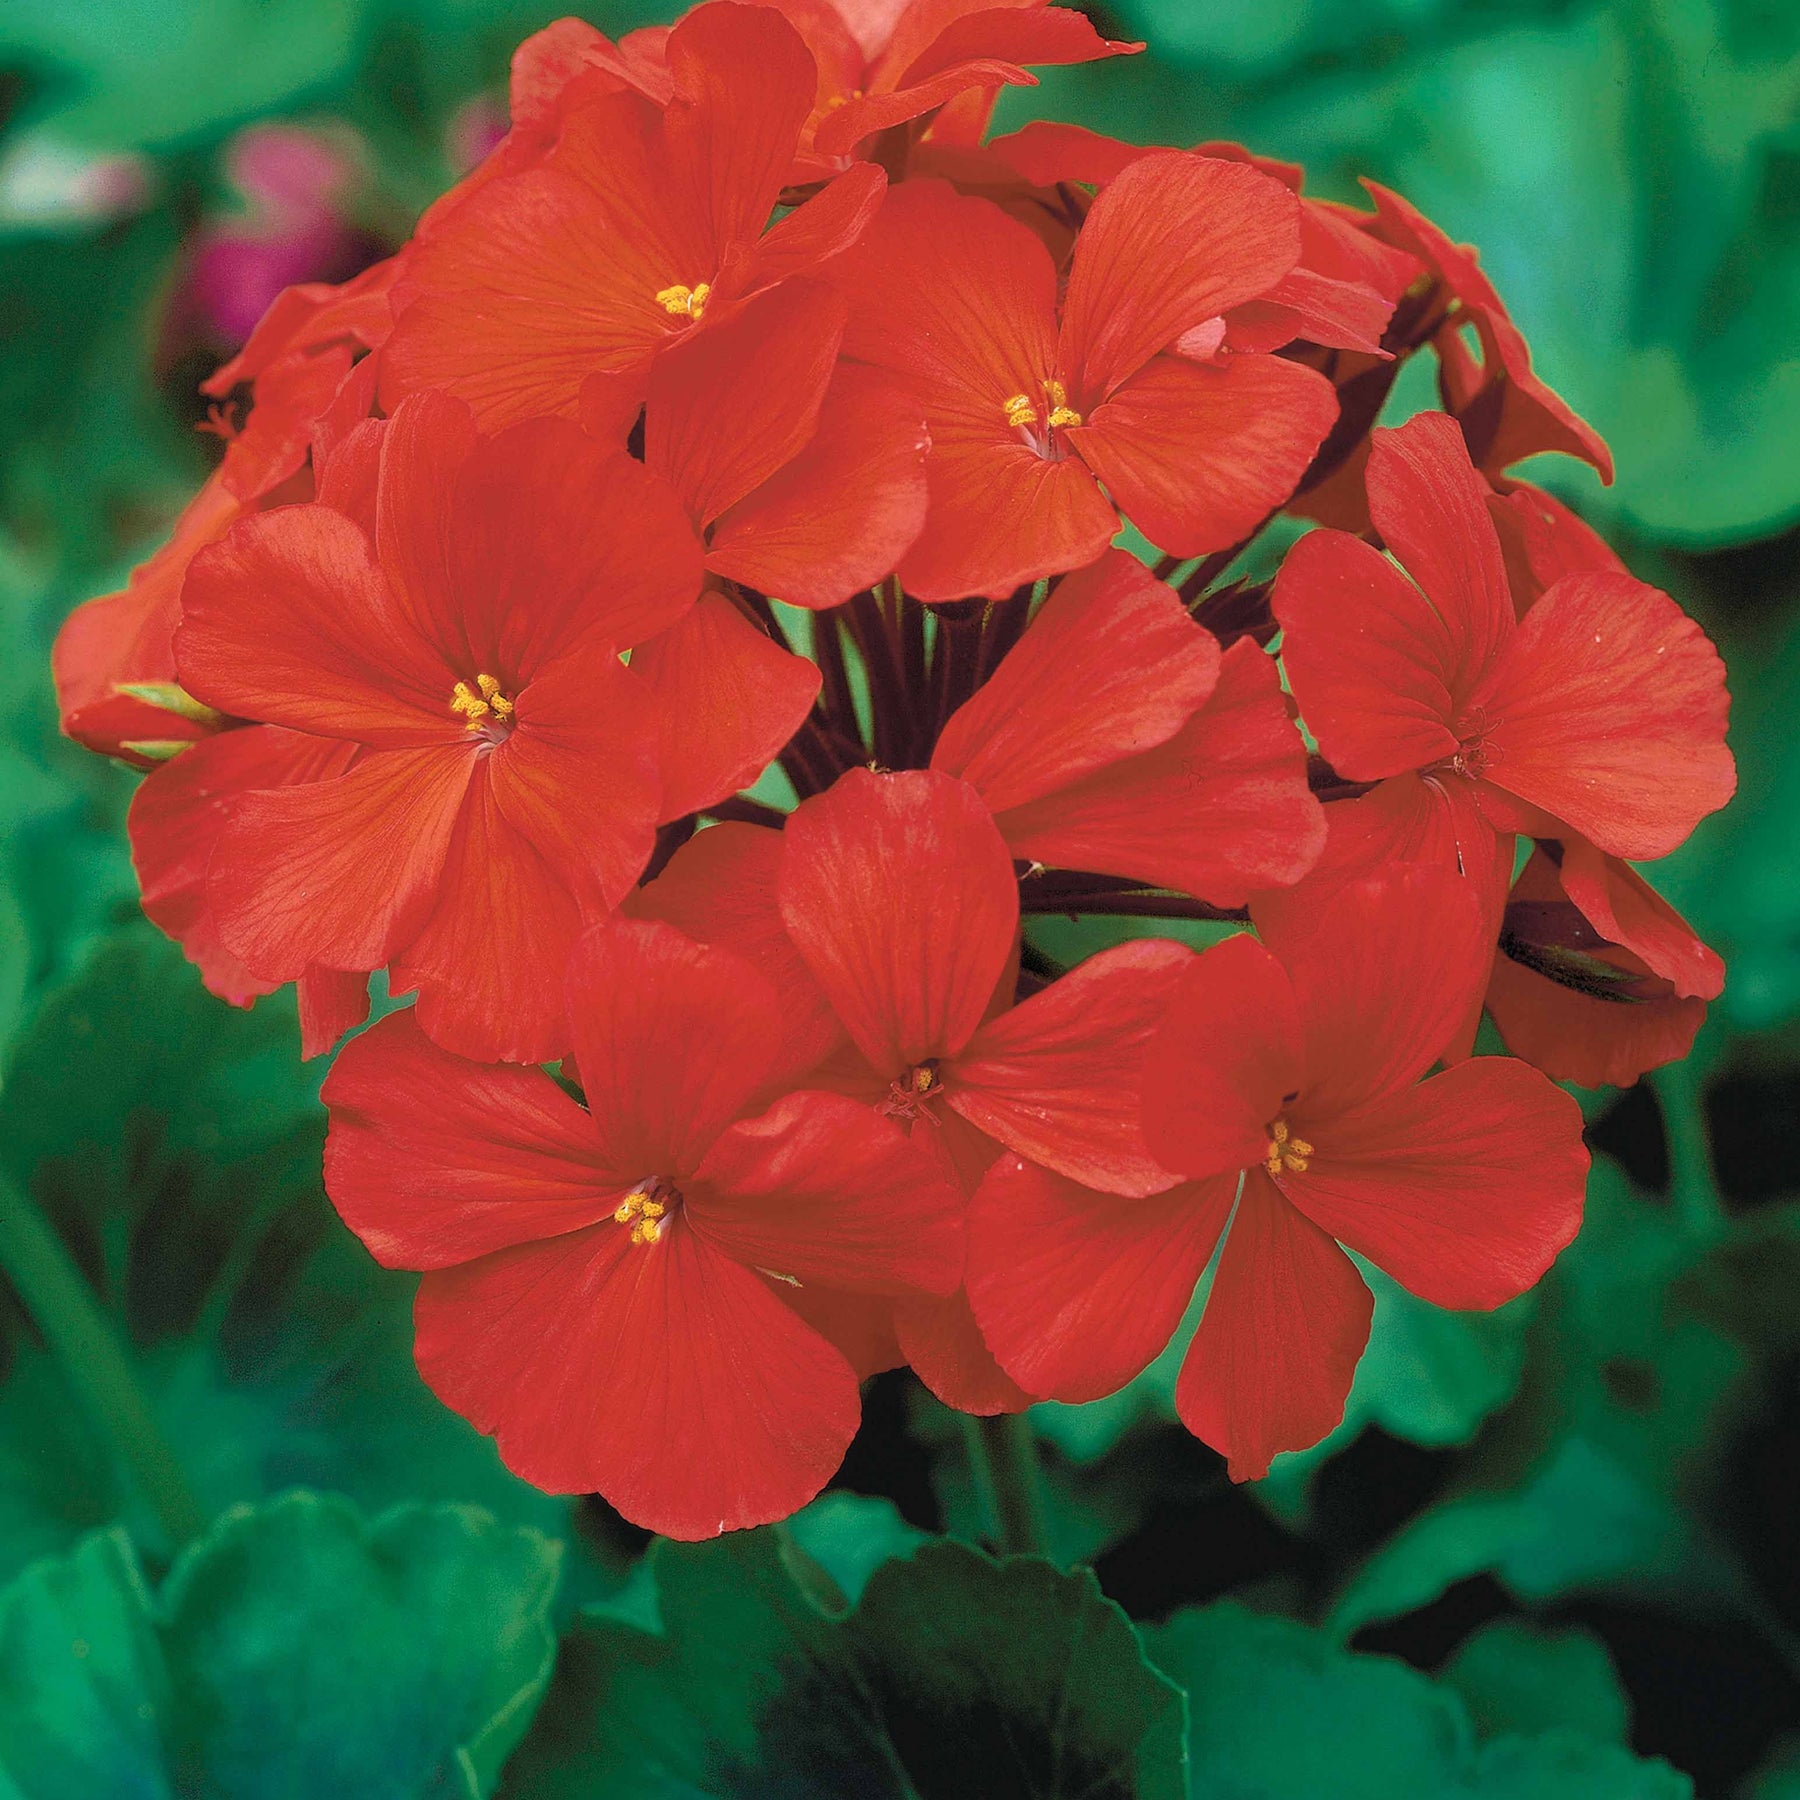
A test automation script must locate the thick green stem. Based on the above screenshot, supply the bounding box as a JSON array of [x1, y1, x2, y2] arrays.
[[960, 1410, 1049, 1559], [0, 1171, 204, 1551], [1652, 1055, 1725, 1241]]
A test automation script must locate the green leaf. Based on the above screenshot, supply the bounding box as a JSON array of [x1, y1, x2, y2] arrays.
[[1326, 1160, 1762, 1640], [1149, 1601, 1688, 1799], [503, 1533, 1187, 1799], [0, 923, 572, 1579], [0, 1493, 561, 1799], [1438, 1620, 1631, 1747]]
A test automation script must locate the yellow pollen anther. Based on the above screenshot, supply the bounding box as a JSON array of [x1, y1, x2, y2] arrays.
[[912, 1064, 939, 1094], [450, 673, 514, 729], [616, 1181, 677, 1246], [656, 282, 711, 320], [1003, 393, 1038, 428], [1263, 1117, 1314, 1178], [1043, 378, 1083, 428]]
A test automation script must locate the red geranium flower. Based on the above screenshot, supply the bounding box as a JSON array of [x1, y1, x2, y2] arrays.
[[53, 257, 398, 764], [930, 549, 1324, 902], [321, 917, 965, 1538], [830, 155, 1339, 599], [1487, 839, 1724, 1089], [1271, 412, 1734, 941], [381, 4, 886, 430], [618, 277, 929, 608], [966, 864, 1590, 1479], [157, 390, 713, 1063]]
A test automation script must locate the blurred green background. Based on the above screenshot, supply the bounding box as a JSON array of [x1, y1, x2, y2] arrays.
[[2, 2, 1798, 1795]]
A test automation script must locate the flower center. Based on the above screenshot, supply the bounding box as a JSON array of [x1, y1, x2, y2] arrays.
[[1002, 378, 1084, 440], [878, 1058, 945, 1125], [1263, 1116, 1314, 1177], [614, 1175, 682, 1246], [449, 673, 515, 735], [655, 282, 711, 321], [1446, 705, 1494, 779]]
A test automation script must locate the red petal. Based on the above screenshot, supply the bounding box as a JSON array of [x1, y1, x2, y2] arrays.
[[371, 391, 479, 656], [322, 1008, 616, 1267], [297, 968, 369, 1059], [631, 591, 820, 822], [990, 636, 1324, 905], [1282, 1057, 1587, 1311], [931, 549, 1219, 816], [968, 1158, 1233, 1403], [776, 1284, 905, 1381], [662, 3, 816, 270], [1486, 945, 1707, 1090], [210, 745, 475, 984], [1226, 265, 1395, 356], [383, 92, 700, 427], [690, 1089, 964, 1294], [894, 1285, 1036, 1415], [706, 363, 930, 609], [1473, 571, 1735, 860], [390, 771, 586, 1065], [779, 768, 1019, 1073], [565, 917, 783, 1180], [898, 437, 1118, 603], [415, 1222, 861, 1536], [746, 162, 888, 287], [1176, 1169, 1372, 1481], [1365, 413, 1516, 689], [813, 62, 1029, 159], [952, 938, 1194, 1197], [984, 120, 1149, 188], [646, 279, 845, 530], [1059, 153, 1300, 399], [177, 506, 460, 747], [1488, 480, 1625, 617], [626, 822, 846, 1091], [891, 4, 1140, 88], [1071, 352, 1336, 559], [1271, 527, 1461, 780], [1260, 862, 1493, 1116], [1560, 838, 1723, 1001], [129, 725, 350, 1006], [1140, 932, 1303, 1180], [446, 414, 704, 662]]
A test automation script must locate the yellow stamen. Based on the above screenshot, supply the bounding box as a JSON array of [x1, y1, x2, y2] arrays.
[[911, 1063, 939, 1095], [1043, 378, 1083, 428], [450, 673, 514, 729], [656, 282, 711, 320], [1003, 393, 1038, 428], [615, 1181, 676, 1246], [1263, 1116, 1314, 1178]]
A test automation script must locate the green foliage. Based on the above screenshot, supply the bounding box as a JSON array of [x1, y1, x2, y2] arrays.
[[1151, 1602, 1686, 1798], [502, 1531, 1187, 1799], [0, 1493, 561, 1798]]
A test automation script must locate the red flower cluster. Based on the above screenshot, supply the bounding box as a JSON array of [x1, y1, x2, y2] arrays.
[[59, 0, 1736, 1533]]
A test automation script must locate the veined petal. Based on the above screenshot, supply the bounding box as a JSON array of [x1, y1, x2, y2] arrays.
[[1283, 1057, 1588, 1310], [690, 1089, 964, 1294], [968, 1157, 1234, 1404], [646, 279, 846, 531], [321, 1008, 617, 1268], [931, 550, 1220, 816], [177, 507, 462, 747], [1474, 571, 1735, 861], [1176, 1168, 1372, 1481], [1140, 932, 1303, 1181], [210, 745, 474, 984], [991, 637, 1324, 906], [1070, 352, 1336, 560], [415, 1222, 861, 1537], [1365, 413, 1516, 694], [894, 1286, 1037, 1415], [629, 591, 821, 823], [1272, 527, 1461, 781], [704, 364, 930, 610], [1059, 153, 1301, 400], [565, 917, 784, 1181], [952, 938, 1195, 1197], [1559, 837, 1723, 1000], [779, 768, 1019, 1073], [626, 822, 846, 1093]]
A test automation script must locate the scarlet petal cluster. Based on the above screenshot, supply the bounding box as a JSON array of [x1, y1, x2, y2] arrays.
[[57, 0, 1739, 1531]]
